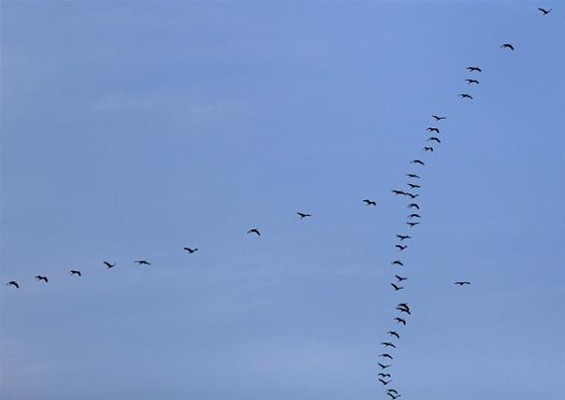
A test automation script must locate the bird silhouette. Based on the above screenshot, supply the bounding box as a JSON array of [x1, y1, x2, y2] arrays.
[[391, 260, 404, 267], [247, 229, 261, 236], [387, 389, 399, 395], [379, 353, 394, 360], [407, 183, 421, 189], [465, 79, 479, 85], [427, 137, 441, 143], [395, 245, 408, 251], [396, 306, 411, 315], [501, 43, 515, 50], [407, 222, 420, 227], [459, 93, 474, 99], [467, 66, 482, 72], [538, 7, 552, 15], [408, 213, 421, 219], [381, 342, 396, 348], [426, 127, 440, 133], [387, 331, 400, 339], [6, 281, 19, 288], [410, 159, 425, 166], [379, 378, 392, 385], [432, 115, 446, 121], [387, 393, 401, 400], [407, 203, 420, 209], [103, 261, 116, 269], [378, 362, 392, 369], [35, 275, 48, 283], [297, 212, 312, 219], [69, 270, 82, 276], [363, 199, 377, 206], [396, 234, 411, 241], [395, 274, 408, 282], [423, 146, 434, 152], [391, 283, 404, 291], [394, 317, 407, 325], [392, 190, 407, 196], [378, 373, 391, 378], [455, 281, 471, 286], [405, 173, 420, 179], [184, 247, 199, 253], [135, 260, 151, 266], [405, 192, 419, 199], [397, 302, 410, 309]]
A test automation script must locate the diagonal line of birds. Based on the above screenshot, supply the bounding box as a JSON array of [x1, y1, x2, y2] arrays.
[[2, 6, 554, 400]]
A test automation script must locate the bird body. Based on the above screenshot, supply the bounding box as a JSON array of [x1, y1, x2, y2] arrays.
[[379, 353, 394, 360], [467, 66, 482, 72], [70, 270, 82, 276], [103, 261, 116, 269], [135, 260, 151, 266], [424, 146, 434, 152], [391, 283, 404, 291], [6, 281, 19, 288], [381, 342, 396, 348], [379, 378, 392, 385], [408, 214, 421, 219], [410, 159, 425, 166], [459, 93, 474, 99], [184, 247, 199, 253], [395, 274, 408, 282], [247, 229, 261, 236], [396, 235, 411, 241], [501, 43, 515, 50], [538, 7, 552, 15], [407, 203, 419, 209], [395, 245, 407, 251], [297, 212, 312, 219], [466, 79, 479, 84], [432, 115, 446, 121], [392, 190, 407, 196], [387, 331, 400, 338], [455, 281, 471, 286], [391, 260, 403, 267], [405, 192, 419, 199], [407, 222, 420, 227], [405, 173, 420, 179], [407, 183, 421, 189], [395, 317, 407, 325], [35, 275, 48, 282], [427, 137, 441, 143], [363, 199, 377, 206], [426, 127, 440, 133], [378, 362, 391, 369]]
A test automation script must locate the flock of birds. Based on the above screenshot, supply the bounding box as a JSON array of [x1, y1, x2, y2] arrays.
[[2, 5, 555, 400]]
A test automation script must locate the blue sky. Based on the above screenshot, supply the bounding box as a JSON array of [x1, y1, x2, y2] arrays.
[[1, 1, 563, 399]]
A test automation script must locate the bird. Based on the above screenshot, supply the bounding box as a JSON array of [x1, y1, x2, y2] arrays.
[[427, 137, 441, 143], [35, 275, 48, 283], [103, 261, 116, 269], [397, 302, 410, 310], [501, 43, 515, 50], [135, 260, 151, 266], [69, 270, 82, 276], [455, 281, 471, 286], [396, 306, 411, 315], [395, 245, 407, 251], [406, 192, 419, 199], [387, 393, 401, 400], [381, 342, 396, 348], [407, 203, 419, 209], [407, 183, 420, 189], [379, 353, 394, 360], [408, 213, 421, 219], [387, 331, 400, 339], [378, 363, 392, 369], [395, 274, 408, 282], [426, 127, 440, 133], [392, 190, 407, 196], [432, 115, 446, 121], [363, 199, 377, 206], [410, 159, 425, 166], [379, 378, 392, 385], [378, 373, 391, 378], [387, 389, 399, 395], [394, 317, 407, 325], [6, 281, 19, 288], [396, 234, 411, 241], [459, 93, 473, 99], [247, 229, 261, 236], [465, 78, 480, 85], [184, 247, 199, 253], [467, 66, 482, 72], [391, 283, 404, 291], [297, 212, 312, 219], [391, 260, 404, 267], [538, 7, 552, 15], [405, 173, 420, 179], [407, 222, 420, 227], [423, 146, 434, 152]]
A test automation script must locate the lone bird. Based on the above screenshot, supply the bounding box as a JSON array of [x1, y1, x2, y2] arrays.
[[135, 260, 151, 266], [432, 115, 446, 121], [538, 7, 552, 15], [297, 212, 312, 219], [381, 342, 396, 348], [427, 137, 441, 143], [394, 317, 407, 325], [459, 93, 474, 99], [396, 234, 411, 241], [395, 245, 408, 251], [426, 127, 440, 133], [378, 363, 392, 369], [395, 274, 408, 282], [410, 159, 425, 166], [35, 275, 48, 283], [6, 281, 19, 288], [379, 378, 392, 385], [467, 66, 482, 72], [423, 147, 434, 152], [466, 79, 479, 85], [391, 283, 404, 291], [407, 183, 421, 189], [103, 261, 116, 269], [391, 260, 404, 267], [501, 43, 515, 50], [363, 199, 377, 206], [407, 203, 419, 209], [184, 247, 199, 254], [387, 331, 400, 339], [455, 281, 471, 286], [69, 270, 82, 276], [379, 353, 394, 360], [405, 173, 420, 179], [247, 229, 261, 236]]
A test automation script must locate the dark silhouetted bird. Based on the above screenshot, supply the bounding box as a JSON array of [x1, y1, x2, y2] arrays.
[[6, 281, 19, 288], [379, 378, 392, 385], [406, 192, 419, 199], [407, 203, 419, 209], [35, 275, 48, 283], [395, 317, 407, 325], [408, 213, 421, 219], [387, 389, 399, 395], [380, 353, 394, 360], [391, 260, 403, 267], [297, 212, 312, 219], [395, 274, 408, 282], [501, 43, 515, 50], [363, 199, 377, 206], [184, 247, 199, 253], [459, 93, 473, 99], [397, 302, 410, 309], [467, 66, 482, 72], [538, 7, 552, 15], [410, 159, 425, 166], [392, 190, 407, 196], [387, 331, 400, 339], [432, 115, 446, 121], [391, 283, 404, 291], [395, 245, 407, 251], [427, 137, 441, 143], [247, 229, 261, 236], [396, 306, 411, 315], [407, 222, 420, 227], [378, 363, 392, 369], [381, 342, 396, 348], [405, 173, 420, 179], [379, 373, 391, 378], [455, 281, 471, 286], [135, 260, 151, 266], [69, 270, 82, 276], [387, 392, 400, 400], [426, 127, 440, 133], [466, 79, 479, 85], [396, 234, 411, 241], [424, 146, 434, 152], [104, 261, 116, 269], [407, 183, 420, 189]]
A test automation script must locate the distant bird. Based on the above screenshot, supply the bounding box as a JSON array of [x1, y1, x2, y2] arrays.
[[135, 260, 151, 266], [297, 212, 312, 219], [405, 173, 420, 179], [247, 229, 261, 236], [379, 353, 394, 360], [35, 275, 48, 283], [501, 43, 515, 50], [378, 363, 392, 369], [459, 93, 474, 99], [387, 331, 400, 339], [395, 245, 408, 251], [408, 213, 421, 219], [407, 222, 420, 227], [467, 66, 482, 72], [538, 7, 552, 15], [410, 159, 425, 166], [396, 306, 411, 315], [69, 270, 82, 276], [363, 199, 377, 206], [427, 137, 441, 143], [465, 79, 479, 85], [405, 192, 419, 199], [392, 190, 407, 196], [432, 115, 446, 121], [407, 183, 420, 189], [391, 283, 404, 291], [423, 146, 434, 152], [6, 281, 19, 288], [426, 127, 440, 133], [455, 281, 471, 286], [379, 378, 392, 385], [395, 274, 408, 282], [387, 389, 399, 395], [407, 203, 420, 209], [397, 303, 410, 310], [391, 260, 404, 267], [387, 393, 401, 400], [378, 373, 391, 378], [184, 247, 199, 253], [394, 317, 407, 325], [381, 342, 396, 348], [396, 234, 411, 241], [103, 261, 116, 269]]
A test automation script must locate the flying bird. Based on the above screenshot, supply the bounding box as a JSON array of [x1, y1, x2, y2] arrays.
[[363, 199, 377, 206], [69, 270, 82, 276], [392, 190, 407, 196], [391, 260, 404, 267], [405, 173, 420, 179], [387, 389, 399, 395], [6, 281, 19, 288], [396, 234, 411, 241], [501, 43, 515, 50], [395, 245, 408, 251], [406, 193, 419, 199], [407, 203, 419, 209], [538, 7, 552, 15], [395, 274, 408, 282], [426, 127, 440, 133], [35, 275, 48, 283], [378, 363, 392, 369], [394, 317, 407, 325], [408, 213, 421, 219], [455, 281, 471, 286], [387, 393, 401, 400], [459, 93, 473, 99], [391, 283, 404, 291], [465, 79, 480, 85], [410, 159, 425, 166], [423, 146, 434, 152], [407, 222, 420, 227], [467, 66, 482, 72], [397, 302, 410, 310], [378, 373, 391, 378], [427, 137, 441, 143], [432, 115, 446, 121], [396, 306, 411, 315], [407, 183, 420, 189], [135, 260, 151, 266], [379, 353, 394, 360], [381, 342, 396, 348], [379, 378, 392, 385], [297, 212, 312, 219], [103, 261, 116, 269], [247, 229, 261, 236], [184, 247, 199, 253], [387, 331, 400, 339]]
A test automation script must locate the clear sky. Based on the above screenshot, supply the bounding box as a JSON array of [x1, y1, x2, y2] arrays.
[[1, 1, 563, 399]]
